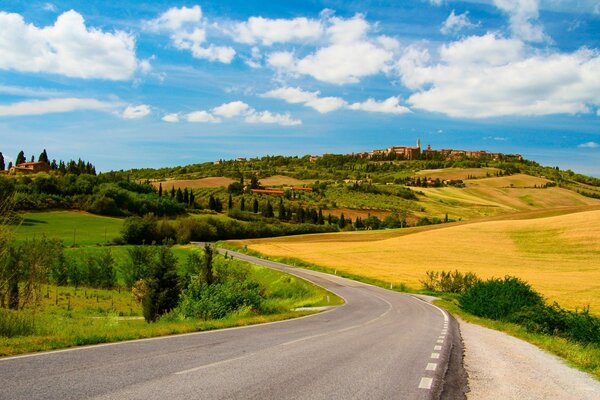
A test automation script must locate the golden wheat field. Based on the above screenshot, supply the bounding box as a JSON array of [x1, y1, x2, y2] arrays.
[[415, 167, 501, 180], [239, 209, 600, 313], [259, 175, 314, 186]]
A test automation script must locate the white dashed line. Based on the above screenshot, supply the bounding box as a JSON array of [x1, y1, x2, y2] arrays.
[[431, 352, 440, 359], [434, 345, 442, 351], [426, 363, 437, 371], [437, 339, 444, 344], [419, 377, 433, 389]]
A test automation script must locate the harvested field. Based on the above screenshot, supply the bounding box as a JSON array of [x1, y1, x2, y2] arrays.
[[239, 208, 600, 313], [415, 167, 501, 181], [260, 175, 314, 187]]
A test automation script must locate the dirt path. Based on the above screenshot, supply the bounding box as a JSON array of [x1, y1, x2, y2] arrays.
[[460, 319, 600, 399]]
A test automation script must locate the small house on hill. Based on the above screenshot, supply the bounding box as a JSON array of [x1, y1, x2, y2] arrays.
[[9, 161, 51, 174]]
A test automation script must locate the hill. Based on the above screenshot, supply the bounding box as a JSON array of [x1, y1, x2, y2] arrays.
[[237, 207, 600, 313]]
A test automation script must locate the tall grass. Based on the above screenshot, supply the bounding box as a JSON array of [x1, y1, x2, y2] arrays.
[[0, 310, 36, 337]]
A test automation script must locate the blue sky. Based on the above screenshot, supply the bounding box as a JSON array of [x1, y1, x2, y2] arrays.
[[1, 0, 599, 175]]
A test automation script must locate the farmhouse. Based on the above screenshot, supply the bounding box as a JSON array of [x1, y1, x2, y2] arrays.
[[9, 161, 51, 174]]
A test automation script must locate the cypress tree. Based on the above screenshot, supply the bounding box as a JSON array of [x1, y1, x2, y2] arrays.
[[0, 152, 4, 170], [328, 213, 332, 225], [240, 197, 245, 211], [215, 198, 223, 212], [317, 208, 324, 224], [189, 191, 195, 206], [170, 186, 175, 198], [142, 246, 181, 322], [252, 198, 259, 213], [278, 199, 286, 220], [203, 243, 214, 285], [50, 159, 58, 170], [16, 150, 25, 165], [30, 155, 35, 162], [158, 182, 163, 197], [7, 161, 13, 170], [176, 188, 184, 203], [183, 188, 189, 204], [338, 212, 346, 229], [208, 195, 216, 210], [228, 194, 233, 210], [38, 149, 49, 163]]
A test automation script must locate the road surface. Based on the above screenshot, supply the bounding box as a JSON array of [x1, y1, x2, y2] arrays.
[[0, 248, 465, 400]]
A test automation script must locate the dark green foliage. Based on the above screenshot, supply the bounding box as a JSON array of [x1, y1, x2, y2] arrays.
[[0, 152, 5, 171], [122, 246, 154, 288], [38, 149, 49, 163], [85, 249, 116, 289], [252, 198, 259, 213], [121, 215, 159, 245], [338, 212, 346, 229], [15, 151, 25, 165], [460, 276, 544, 320], [0, 309, 35, 337], [142, 246, 181, 322], [228, 181, 243, 194]]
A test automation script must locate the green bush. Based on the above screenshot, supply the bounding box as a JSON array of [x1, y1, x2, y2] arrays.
[[460, 276, 544, 319]]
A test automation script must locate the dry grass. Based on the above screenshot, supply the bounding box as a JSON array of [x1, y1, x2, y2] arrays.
[[260, 175, 314, 187], [152, 177, 235, 190], [415, 167, 501, 180], [240, 209, 600, 313]]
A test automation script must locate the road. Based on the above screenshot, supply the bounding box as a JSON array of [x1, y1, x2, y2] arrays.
[[0, 248, 465, 400]]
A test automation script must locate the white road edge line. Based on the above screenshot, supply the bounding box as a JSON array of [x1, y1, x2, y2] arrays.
[[419, 377, 433, 389], [431, 353, 440, 359], [434, 345, 442, 351], [426, 363, 437, 371], [175, 354, 251, 375]]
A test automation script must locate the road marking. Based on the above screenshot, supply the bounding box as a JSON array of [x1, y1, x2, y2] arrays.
[[419, 377, 433, 389], [434, 345, 442, 351], [426, 363, 437, 371], [175, 354, 251, 375], [431, 352, 440, 359], [437, 339, 444, 344]]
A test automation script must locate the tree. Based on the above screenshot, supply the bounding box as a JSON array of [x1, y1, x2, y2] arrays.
[[16, 151, 25, 165], [208, 195, 216, 211], [338, 212, 346, 229], [189, 191, 195, 206], [176, 188, 184, 203], [122, 246, 153, 288], [262, 201, 274, 218], [38, 149, 49, 163], [183, 188, 189, 205], [158, 183, 163, 197], [240, 197, 245, 211], [228, 194, 233, 210], [203, 243, 214, 285], [252, 198, 259, 213], [317, 208, 324, 225], [250, 175, 259, 189], [170, 186, 175, 198], [278, 200, 286, 220], [0, 152, 4, 171], [142, 246, 181, 322]]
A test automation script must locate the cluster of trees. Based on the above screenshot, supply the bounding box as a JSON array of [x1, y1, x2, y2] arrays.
[[158, 184, 197, 207], [0, 149, 96, 175], [120, 214, 338, 245]]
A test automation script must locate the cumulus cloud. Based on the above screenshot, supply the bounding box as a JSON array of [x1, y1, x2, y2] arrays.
[[348, 97, 411, 114], [122, 105, 151, 119], [398, 33, 600, 118], [231, 16, 322, 45], [162, 113, 180, 123], [441, 10, 477, 35], [186, 110, 221, 123], [180, 101, 301, 126], [244, 110, 301, 126], [494, 0, 547, 42], [212, 101, 251, 118], [0, 98, 119, 117], [266, 14, 396, 84], [578, 141, 599, 148], [0, 10, 139, 80], [262, 87, 347, 113], [146, 5, 235, 63]]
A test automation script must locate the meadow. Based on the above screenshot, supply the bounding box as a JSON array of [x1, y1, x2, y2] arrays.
[[14, 211, 123, 246], [239, 209, 600, 313]]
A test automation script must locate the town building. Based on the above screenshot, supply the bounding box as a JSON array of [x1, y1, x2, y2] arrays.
[[9, 161, 51, 174]]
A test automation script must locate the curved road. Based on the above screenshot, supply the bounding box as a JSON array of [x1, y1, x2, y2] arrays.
[[0, 248, 465, 400]]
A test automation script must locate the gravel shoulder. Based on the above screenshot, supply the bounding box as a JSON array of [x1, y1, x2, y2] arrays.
[[460, 318, 600, 400]]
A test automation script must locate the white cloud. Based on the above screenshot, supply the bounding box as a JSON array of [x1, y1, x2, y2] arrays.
[[0, 98, 118, 117], [441, 10, 477, 35], [494, 0, 547, 42], [578, 141, 599, 148], [266, 14, 396, 85], [145, 5, 202, 32], [146, 5, 235, 64], [0, 10, 139, 80], [348, 96, 411, 114], [398, 34, 600, 118], [429, 0, 444, 5], [186, 110, 220, 123], [162, 113, 180, 123], [122, 105, 151, 119], [0, 85, 64, 97], [232, 16, 322, 45], [262, 87, 347, 113], [212, 101, 250, 118], [245, 110, 301, 126]]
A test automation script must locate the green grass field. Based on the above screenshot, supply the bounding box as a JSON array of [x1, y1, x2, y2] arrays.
[[14, 211, 123, 246]]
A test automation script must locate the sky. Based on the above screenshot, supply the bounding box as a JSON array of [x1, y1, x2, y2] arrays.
[[0, 0, 599, 175]]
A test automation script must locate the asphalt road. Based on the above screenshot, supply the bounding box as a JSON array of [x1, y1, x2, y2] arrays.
[[0, 248, 465, 400]]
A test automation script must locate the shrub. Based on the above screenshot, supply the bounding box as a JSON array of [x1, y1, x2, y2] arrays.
[[142, 246, 181, 322], [0, 309, 35, 337], [460, 276, 544, 319], [420, 270, 479, 293]]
